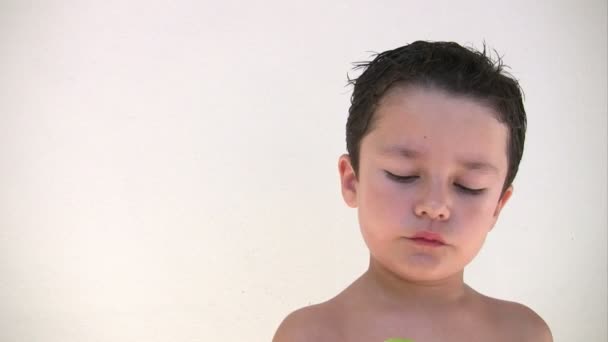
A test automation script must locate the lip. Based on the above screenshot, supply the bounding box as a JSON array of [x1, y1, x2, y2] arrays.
[[408, 231, 446, 246]]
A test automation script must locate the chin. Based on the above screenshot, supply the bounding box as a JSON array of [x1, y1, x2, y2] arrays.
[[390, 258, 460, 283], [396, 268, 449, 283]]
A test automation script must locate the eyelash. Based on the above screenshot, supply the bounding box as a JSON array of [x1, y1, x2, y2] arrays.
[[384, 171, 486, 195]]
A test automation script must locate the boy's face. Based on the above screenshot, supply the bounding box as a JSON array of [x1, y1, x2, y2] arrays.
[[339, 85, 513, 282]]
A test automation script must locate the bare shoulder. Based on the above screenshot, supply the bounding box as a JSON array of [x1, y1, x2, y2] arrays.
[[272, 301, 340, 342], [481, 295, 553, 342]]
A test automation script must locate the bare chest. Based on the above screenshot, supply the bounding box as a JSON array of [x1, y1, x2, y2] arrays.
[[340, 322, 512, 342], [321, 310, 521, 342]]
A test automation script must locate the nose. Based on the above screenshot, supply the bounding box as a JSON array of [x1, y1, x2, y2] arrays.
[[414, 184, 451, 221], [414, 202, 450, 220]]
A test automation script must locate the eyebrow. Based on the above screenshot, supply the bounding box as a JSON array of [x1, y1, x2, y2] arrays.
[[380, 145, 499, 174], [457, 160, 499, 173], [380, 145, 422, 158]]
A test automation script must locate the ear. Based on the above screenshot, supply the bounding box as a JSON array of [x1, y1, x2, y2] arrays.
[[338, 154, 358, 208], [489, 185, 513, 230], [494, 185, 513, 217]]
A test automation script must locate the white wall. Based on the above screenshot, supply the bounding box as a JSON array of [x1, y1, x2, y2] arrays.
[[1, 1, 605, 341]]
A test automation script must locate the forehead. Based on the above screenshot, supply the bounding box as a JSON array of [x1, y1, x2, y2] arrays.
[[364, 85, 509, 169]]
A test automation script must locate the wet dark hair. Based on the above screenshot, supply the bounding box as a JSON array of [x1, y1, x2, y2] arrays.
[[346, 40, 526, 193]]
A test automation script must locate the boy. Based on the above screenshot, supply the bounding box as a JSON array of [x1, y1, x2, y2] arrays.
[[273, 41, 552, 341]]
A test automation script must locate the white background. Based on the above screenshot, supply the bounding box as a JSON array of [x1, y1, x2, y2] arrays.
[[1, 1, 606, 341]]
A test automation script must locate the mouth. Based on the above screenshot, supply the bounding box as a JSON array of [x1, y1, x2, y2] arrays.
[[408, 237, 445, 247], [408, 232, 446, 247]]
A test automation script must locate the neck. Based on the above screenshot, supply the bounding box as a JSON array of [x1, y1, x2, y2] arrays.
[[359, 256, 470, 310]]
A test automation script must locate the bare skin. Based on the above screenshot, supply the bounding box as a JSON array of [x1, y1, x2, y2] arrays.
[[273, 86, 552, 341], [273, 261, 552, 341]]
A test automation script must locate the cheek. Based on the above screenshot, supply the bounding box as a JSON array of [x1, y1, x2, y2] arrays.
[[453, 199, 499, 265], [358, 178, 411, 239], [457, 196, 500, 234]]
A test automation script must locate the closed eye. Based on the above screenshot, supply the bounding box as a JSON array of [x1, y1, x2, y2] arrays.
[[384, 171, 418, 183], [385, 171, 486, 194], [454, 183, 486, 195]]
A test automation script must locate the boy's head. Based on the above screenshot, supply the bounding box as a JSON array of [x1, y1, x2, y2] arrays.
[[338, 41, 527, 281], [345, 41, 526, 194]]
